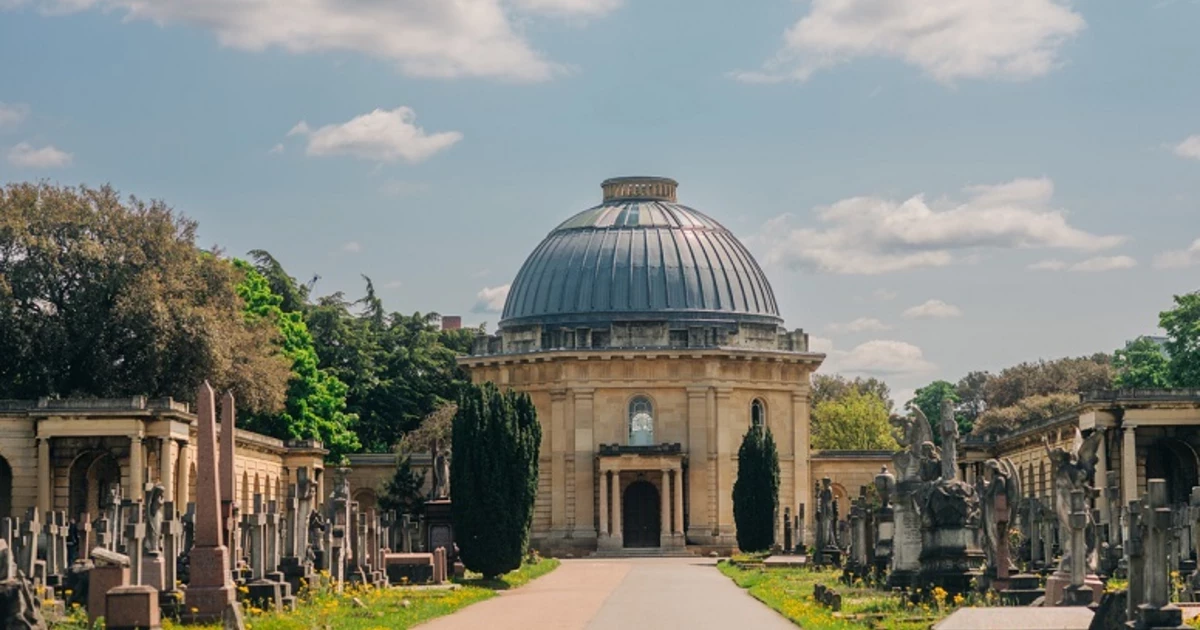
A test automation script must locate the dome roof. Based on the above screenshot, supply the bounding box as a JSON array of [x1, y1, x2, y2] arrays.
[[500, 177, 781, 329]]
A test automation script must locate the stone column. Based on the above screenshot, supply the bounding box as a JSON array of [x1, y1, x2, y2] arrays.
[[598, 469, 609, 537], [673, 465, 684, 535], [130, 435, 144, 501], [184, 383, 236, 621], [611, 470, 623, 545], [160, 437, 176, 505], [1147, 480, 1170, 609], [176, 440, 191, 509], [685, 387, 710, 541], [715, 388, 735, 543], [792, 390, 811, 542], [1123, 425, 1139, 507], [1094, 433, 1108, 522], [37, 436, 51, 515], [660, 469, 671, 544], [572, 390, 596, 540], [549, 389, 567, 538]]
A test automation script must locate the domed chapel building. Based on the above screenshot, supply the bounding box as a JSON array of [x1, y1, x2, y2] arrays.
[[460, 177, 824, 554]]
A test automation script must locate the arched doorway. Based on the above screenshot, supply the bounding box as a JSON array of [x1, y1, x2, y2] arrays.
[[622, 480, 660, 548], [69, 451, 121, 521], [1146, 438, 1200, 505], [0, 456, 12, 519]]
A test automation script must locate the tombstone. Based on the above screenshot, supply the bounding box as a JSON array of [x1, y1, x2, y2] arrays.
[[142, 484, 166, 592], [183, 384, 242, 627], [782, 507, 792, 553], [88, 547, 131, 626], [245, 494, 287, 614], [1131, 479, 1191, 630], [328, 472, 350, 592], [874, 466, 895, 577], [0, 538, 47, 630], [160, 502, 184, 617], [1059, 490, 1093, 606], [44, 511, 61, 587]]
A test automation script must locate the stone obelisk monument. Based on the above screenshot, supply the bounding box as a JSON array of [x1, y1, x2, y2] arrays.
[[184, 383, 241, 625]]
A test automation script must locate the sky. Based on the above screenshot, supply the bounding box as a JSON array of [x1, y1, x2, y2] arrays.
[[2, 0, 1199, 406]]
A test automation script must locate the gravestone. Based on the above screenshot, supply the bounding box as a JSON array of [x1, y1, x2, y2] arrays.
[[88, 547, 130, 626], [782, 507, 792, 553], [874, 466, 895, 576], [1060, 490, 1095, 606], [1130, 479, 1190, 630], [183, 384, 242, 628], [160, 502, 184, 617]]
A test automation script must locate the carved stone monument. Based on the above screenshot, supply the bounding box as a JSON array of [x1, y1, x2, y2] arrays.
[[1042, 427, 1105, 606]]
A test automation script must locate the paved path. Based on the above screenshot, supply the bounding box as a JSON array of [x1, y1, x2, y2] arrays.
[[419, 557, 794, 630]]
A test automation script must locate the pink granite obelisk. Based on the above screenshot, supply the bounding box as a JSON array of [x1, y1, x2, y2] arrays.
[[184, 382, 237, 623]]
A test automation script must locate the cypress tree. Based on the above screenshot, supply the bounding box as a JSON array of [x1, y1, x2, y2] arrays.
[[451, 382, 542, 578], [732, 423, 779, 552]]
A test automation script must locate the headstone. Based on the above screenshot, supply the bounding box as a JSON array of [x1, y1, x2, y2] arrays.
[[1060, 490, 1094, 606], [160, 502, 184, 617], [783, 507, 792, 553], [1128, 499, 1147, 622], [874, 466, 895, 576], [87, 547, 130, 626], [0, 538, 48, 630], [795, 504, 806, 555], [183, 384, 241, 627], [142, 485, 166, 592], [1131, 479, 1190, 630]]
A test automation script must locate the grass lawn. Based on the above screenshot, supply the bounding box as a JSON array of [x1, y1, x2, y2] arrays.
[[52, 557, 559, 630], [718, 561, 959, 630]]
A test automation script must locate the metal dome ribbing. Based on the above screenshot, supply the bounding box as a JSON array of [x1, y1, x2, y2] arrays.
[[500, 177, 781, 329]]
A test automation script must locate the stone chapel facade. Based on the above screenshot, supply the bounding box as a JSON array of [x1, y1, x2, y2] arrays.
[[460, 177, 824, 554]]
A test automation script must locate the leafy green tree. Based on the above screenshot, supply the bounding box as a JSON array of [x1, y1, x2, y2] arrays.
[[908, 380, 964, 442], [982, 354, 1113, 409], [379, 454, 426, 516], [811, 374, 893, 411], [0, 182, 290, 410], [234, 260, 360, 460], [811, 389, 899, 450], [1161, 292, 1200, 387], [451, 382, 541, 578], [955, 371, 991, 424], [972, 392, 1077, 436], [733, 423, 779, 552], [1113, 337, 1172, 389]]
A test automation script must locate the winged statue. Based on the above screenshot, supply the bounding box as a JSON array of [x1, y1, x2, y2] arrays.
[[1044, 426, 1105, 573], [977, 458, 1022, 572]]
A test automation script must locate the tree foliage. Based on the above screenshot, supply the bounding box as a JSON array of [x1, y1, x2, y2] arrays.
[[972, 392, 1078, 436], [1113, 337, 1172, 389], [379, 454, 426, 516], [1161, 292, 1200, 387], [234, 260, 360, 461], [811, 374, 893, 411], [812, 389, 899, 451], [733, 423, 779, 552], [0, 182, 290, 410], [909, 380, 965, 442], [982, 354, 1113, 409], [451, 382, 541, 578]]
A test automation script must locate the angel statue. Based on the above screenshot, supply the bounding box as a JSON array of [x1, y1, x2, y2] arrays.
[[1044, 427, 1105, 573], [892, 408, 935, 484], [977, 458, 1021, 574]]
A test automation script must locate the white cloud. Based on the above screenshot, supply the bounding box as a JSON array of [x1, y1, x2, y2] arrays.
[[1028, 259, 1068, 271], [7, 142, 72, 168], [379, 179, 431, 198], [1155, 238, 1200, 269], [12, 0, 560, 81], [0, 102, 29, 127], [903, 299, 962, 319], [759, 178, 1123, 275], [268, 143, 284, 155], [826, 317, 891, 334], [510, 0, 622, 17], [341, 241, 363, 254], [472, 284, 510, 313], [1030, 255, 1137, 272], [1068, 255, 1136, 272], [820, 339, 936, 376], [1172, 135, 1200, 160], [289, 107, 461, 163], [736, 0, 1084, 84], [873, 289, 897, 302]]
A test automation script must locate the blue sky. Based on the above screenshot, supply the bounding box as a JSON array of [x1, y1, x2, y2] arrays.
[[2, 0, 1199, 404]]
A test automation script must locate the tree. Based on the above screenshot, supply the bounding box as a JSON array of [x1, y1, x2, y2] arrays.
[[982, 354, 1113, 409], [973, 392, 1077, 436], [451, 382, 541, 578], [0, 182, 290, 410], [955, 371, 991, 424], [909, 380, 964, 442], [1161, 292, 1200, 387], [234, 260, 360, 461], [379, 454, 426, 516], [811, 389, 899, 450], [1113, 337, 1172, 389], [811, 374, 893, 411], [733, 423, 779, 552]]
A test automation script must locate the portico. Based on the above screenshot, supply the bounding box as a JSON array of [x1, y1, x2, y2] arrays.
[[596, 444, 685, 551]]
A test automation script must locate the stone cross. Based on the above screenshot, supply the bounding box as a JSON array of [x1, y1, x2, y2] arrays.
[[283, 484, 298, 560], [1133, 479, 1187, 629], [95, 514, 111, 551], [46, 511, 62, 580], [125, 501, 146, 586], [1059, 489, 1089, 605], [118, 499, 133, 554], [0, 518, 14, 568], [21, 508, 42, 582], [244, 494, 267, 580], [265, 500, 280, 577], [55, 512, 69, 577], [163, 501, 183, 592], [1126, 499, 1146, 621]]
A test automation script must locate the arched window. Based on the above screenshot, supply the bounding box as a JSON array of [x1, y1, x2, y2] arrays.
[[629, 396, 654, 446], [751, 399, 766, 428]]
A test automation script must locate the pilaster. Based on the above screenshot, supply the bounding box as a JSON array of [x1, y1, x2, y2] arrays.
[[550, 388, 568, 538], [714, 387, 735, 543], [572, 389, 596, 539], [686, 387, 710, 541]]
